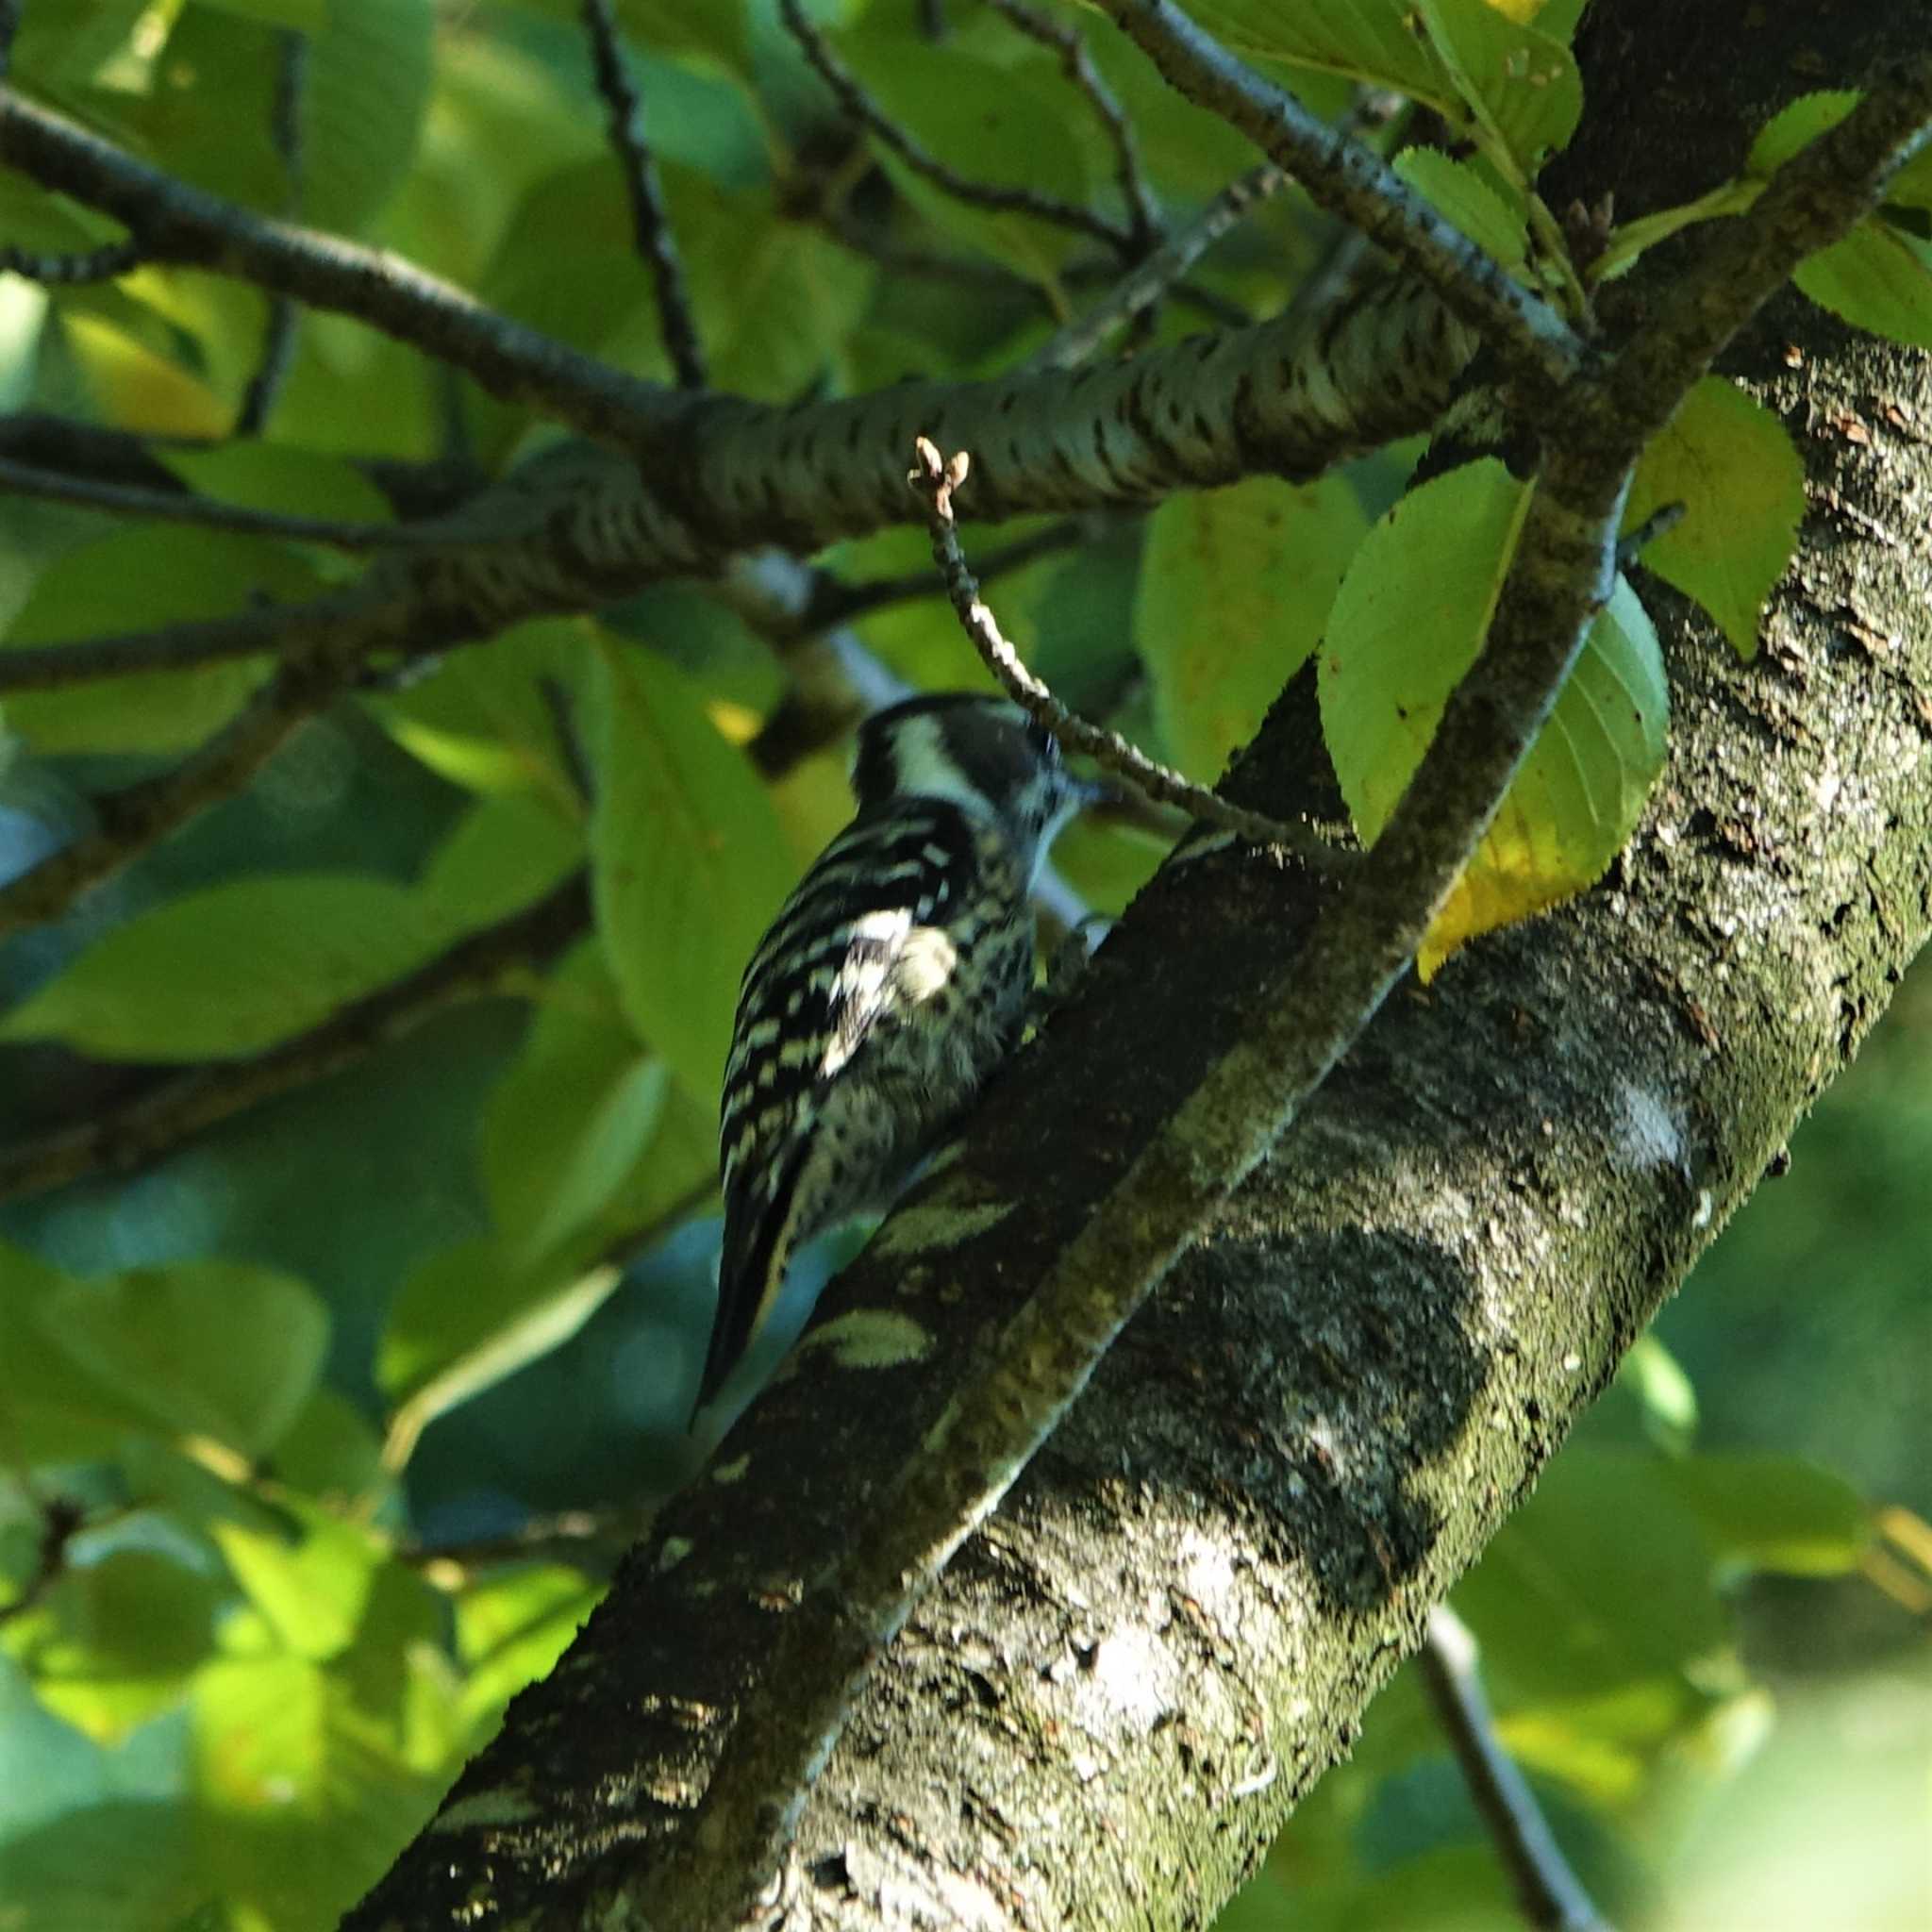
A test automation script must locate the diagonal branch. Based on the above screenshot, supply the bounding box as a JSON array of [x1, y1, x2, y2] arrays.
[[1421, 1608, 1614, 1932], [0, 454, 505, 552], [580, 0, 708, 390], [1089, 0, 1583, 388], [777, 0, 1135, 256], [658, 434, 1632, 1925], [0, 85, 683, 455]]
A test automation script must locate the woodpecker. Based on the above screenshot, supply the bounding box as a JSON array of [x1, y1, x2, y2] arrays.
[[698, 692, 1094, 1417]]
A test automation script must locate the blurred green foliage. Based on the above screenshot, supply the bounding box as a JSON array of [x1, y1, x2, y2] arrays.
[[0, 1, 1925, 1928]]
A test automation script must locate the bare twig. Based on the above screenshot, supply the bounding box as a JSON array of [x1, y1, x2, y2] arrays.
[[1029, 162, 1282, 371], [777, 0, 1135, 257], [0, 454, 505, 553], [990, 0, 1160, 250], [1090, 0, 1582, 388], [234, 30, 308, 438], [907, 437, 1344, 869], [1421, 1607, 1615, 1932], [580, 0, 708, 390]]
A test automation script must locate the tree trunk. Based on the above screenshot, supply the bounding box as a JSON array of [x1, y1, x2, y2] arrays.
[[346, 1, 1932, 1924]]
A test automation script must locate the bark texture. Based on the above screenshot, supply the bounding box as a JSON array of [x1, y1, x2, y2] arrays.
[[346, 1, 1932, 1925]]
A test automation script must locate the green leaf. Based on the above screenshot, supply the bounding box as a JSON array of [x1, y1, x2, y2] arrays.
[[48, 1259, 329, 1458], [420, 794, 586, 932], [1747, 90, 1932, 349], [0, 873, 449, 1060], [1625, 377, 1805, 659], [374, 618, 587, 809], [1320, 458, 1667, 975], [0, 526, 317, 754], [5, 1542, 225, 1742], [190, 1649, 445, 1927], [1191, 0, 1580, 175], [155, 442, 398, 528], [1658, 1454, 1872, 1578], [589, 641, 795, 1104], [210, 1512, 383, 1662], [0, 1243, 164, 1462], [1455, 1448, 1732, 1704], [1135, 473, 1368, 783], [375, 1240, 628, 1467], [1392, 147, 1528, 271], [190, 0, 329, 30], [302, 0, 436, 237], [456, 1564, 602, 1735], [1412, 0, 1582, 178], [480, 942, 672, 1264]]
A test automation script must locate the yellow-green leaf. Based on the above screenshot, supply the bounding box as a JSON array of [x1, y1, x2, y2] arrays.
[[1625, 376, 1805, 659], [1136, 473, 1368, 783]]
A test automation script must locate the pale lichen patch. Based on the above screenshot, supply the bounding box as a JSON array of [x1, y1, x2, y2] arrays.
[[869, 1197, 1014, 1259], [795, 1307, 934, 1371], [435, 1788, 541, 1831], [710, 1454, 751, 1485]]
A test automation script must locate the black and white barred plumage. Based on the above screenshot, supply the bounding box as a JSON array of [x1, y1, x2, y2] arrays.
[[698, 693, 1093, 1415]]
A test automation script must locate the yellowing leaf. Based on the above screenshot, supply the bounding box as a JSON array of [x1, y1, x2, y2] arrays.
[[61, 312, 230, 438], [1320, 459, 1667, 977]]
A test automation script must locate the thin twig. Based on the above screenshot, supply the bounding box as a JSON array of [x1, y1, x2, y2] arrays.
[[0, 1, 16, 82], [234, 30, 308, 438], [1029, 162, 1282, 371], [0, 642, 362, 941], [777, 0, 1134, 257], [1090, 0, 1582, 388], [907, 437, 1344, 869], [581, 0, 708, 390], [1420, 1607, 1615, 1932], [0, 873, 591, 1201], [0, 1497, 85, 1627], [990, 0, 1160, 251], [0, 454, 507, 553], [0, 238, 142, 283]]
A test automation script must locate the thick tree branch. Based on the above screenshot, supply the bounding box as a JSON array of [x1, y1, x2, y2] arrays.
[[1089, 0, 1583, 387], [665, 428, 1629, 1921], [580, 0, 708, 391]]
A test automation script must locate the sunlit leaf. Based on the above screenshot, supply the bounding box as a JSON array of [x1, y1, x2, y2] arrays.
[[1392, 146, 1528, 270], [456, 1565, 602, 1736], [1658, 1454, 1872, 1577], [211, 1513, 383, 1662]]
